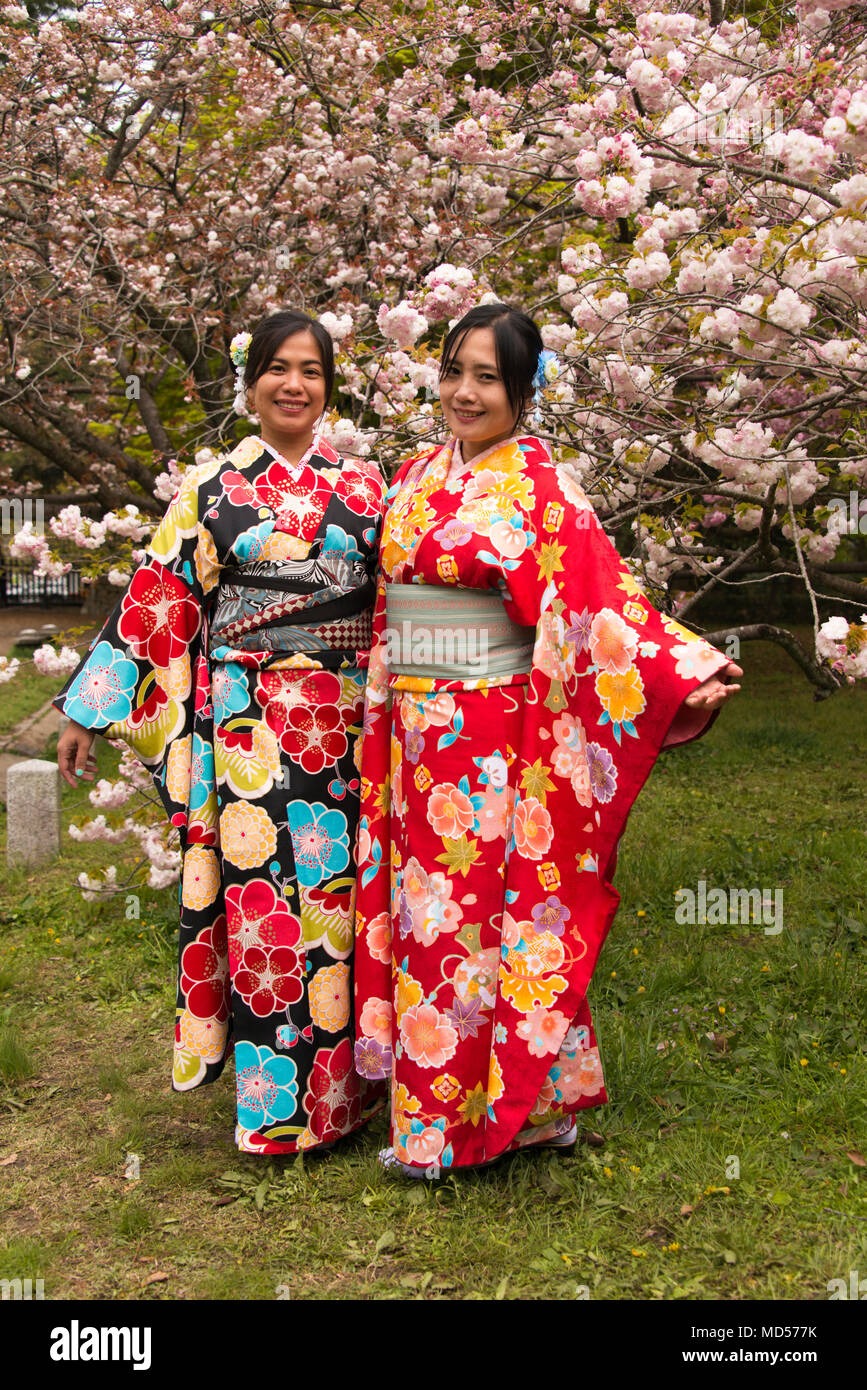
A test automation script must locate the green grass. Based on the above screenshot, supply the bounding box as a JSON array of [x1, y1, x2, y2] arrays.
[[0, 636, 864, 1299]]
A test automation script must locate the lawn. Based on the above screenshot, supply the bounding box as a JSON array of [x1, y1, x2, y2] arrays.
[[0, 637, 864, 1301]]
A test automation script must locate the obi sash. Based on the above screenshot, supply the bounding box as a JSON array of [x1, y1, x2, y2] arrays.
[[384, 582, 535, 680], [210, 554, 374, 666]]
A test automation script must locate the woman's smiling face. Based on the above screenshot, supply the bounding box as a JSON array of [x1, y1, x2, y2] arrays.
[[249, 329, 327, 458], [438, 326, 521, 461]]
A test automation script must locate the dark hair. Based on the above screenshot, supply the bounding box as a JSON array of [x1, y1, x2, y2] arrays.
[[439, 303, 543, 429], [244, 309, 335, 403]]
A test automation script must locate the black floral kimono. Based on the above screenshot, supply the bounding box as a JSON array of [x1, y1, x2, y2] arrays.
[[55, 434, 387, 1152]]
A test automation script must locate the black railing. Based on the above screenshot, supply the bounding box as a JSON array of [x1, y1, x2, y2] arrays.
[[0, 562, 83, 607]]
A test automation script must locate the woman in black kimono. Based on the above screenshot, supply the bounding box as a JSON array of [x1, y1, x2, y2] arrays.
[[56, 310, 386, 1154]]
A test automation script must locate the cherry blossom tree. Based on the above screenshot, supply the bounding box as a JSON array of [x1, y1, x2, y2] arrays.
[[1, 0, 865, 886]]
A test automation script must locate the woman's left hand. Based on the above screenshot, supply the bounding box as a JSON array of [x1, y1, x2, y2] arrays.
[[684, 661, 743, 711]]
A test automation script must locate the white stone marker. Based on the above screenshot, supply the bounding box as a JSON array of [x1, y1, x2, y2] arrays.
[[6, 758, 61, 867]]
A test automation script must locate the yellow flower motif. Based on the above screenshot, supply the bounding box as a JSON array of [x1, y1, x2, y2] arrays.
[[487, 1052, 505, 1104], [260, 532, 310, 562], [595, 667, 645, 724], [219, 800, 277, 870], [230, 435, 269, 469], [166, 735, 192, 804], [500, 966, 569, 1014], [181, 845, 220, 910], [309, 962, 350, 1032], [394, 967, 424, 1024], [195, 523, 221, 594], [157, 653, 192, 701], [178, 1008, 227, 1062]]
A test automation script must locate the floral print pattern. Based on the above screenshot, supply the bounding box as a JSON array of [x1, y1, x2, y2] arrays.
[[355, 434, 729, 1169], [55, 434, 387, 1154]]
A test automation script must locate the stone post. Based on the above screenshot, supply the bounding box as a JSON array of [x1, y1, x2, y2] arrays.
[[6, 758, 61, 867]]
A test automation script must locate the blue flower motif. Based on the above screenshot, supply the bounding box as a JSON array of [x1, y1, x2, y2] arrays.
[[189, 732, 214, 812], [319, 523, 363, 566], [285, 800, 350, 886], [211, 662, 250, 725], [63, 640, 139, 726], [231, 521, 275, 562], [235, 1042, 298, 1130]]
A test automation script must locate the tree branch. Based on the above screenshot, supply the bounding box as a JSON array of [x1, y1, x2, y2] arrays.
[[699, 623, 843, 700]]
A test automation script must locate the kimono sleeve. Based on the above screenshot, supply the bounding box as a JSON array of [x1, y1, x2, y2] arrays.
[[53, 464, 223, 845], [497, 459, 730, 999], [503, 460, 730, 765]]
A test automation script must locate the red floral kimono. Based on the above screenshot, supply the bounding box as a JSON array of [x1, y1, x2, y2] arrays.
[[353, 434, 728, 1171]]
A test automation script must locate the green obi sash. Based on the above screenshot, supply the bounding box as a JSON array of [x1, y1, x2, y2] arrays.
[[384, 582, 535, 680]]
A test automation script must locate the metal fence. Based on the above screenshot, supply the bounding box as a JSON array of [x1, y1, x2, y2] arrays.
[[0, 561, 83, 607]]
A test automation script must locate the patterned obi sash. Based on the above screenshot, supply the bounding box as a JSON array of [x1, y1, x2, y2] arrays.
[[384, 582, 535, 680], [210, 554, 374, 668]]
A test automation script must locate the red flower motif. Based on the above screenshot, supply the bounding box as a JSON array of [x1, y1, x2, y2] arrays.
[[254, 460, 332, 539], [314, 439, 340, 465], [234, 943, 304, 1017], [258, 670, 344, 755], [278, 703, 348, 773], [335, 468, 383, 517], [225, 879, 302, 971], [180, 920, 230, 1021], [257, 668, 337, 709], [118, 563, 200, 667], [302, 1037, 361, 1142], [220, 470, 261, 508]]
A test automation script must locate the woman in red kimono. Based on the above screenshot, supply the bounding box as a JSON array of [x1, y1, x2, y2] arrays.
[[56, 309, 387, 1154], [353, 303, 741, 1176]]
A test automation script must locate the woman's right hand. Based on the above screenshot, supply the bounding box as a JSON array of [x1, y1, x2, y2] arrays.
[[57, 718, 98, 787]]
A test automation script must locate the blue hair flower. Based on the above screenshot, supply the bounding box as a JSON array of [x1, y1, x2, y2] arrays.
[[531, 348, 560, 421]]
